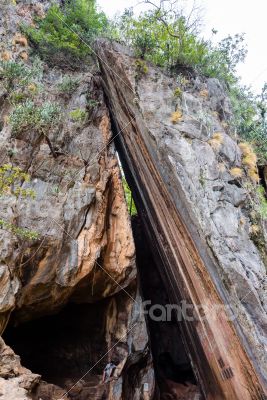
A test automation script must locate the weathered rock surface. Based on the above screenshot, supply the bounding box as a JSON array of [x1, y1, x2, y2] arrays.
[[0, 2, 154, 399], [0, 337, 39, 400], [1, 1, 267, 399], [0, 1, 136, 324], [97, 40, 267, 398]]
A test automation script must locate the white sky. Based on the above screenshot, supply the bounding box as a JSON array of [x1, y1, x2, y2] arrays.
[[98, 0, 267, 94]]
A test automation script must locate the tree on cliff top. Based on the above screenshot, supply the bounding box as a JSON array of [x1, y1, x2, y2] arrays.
[[23, 0, 107, 67], [110, 0, 266, 163]]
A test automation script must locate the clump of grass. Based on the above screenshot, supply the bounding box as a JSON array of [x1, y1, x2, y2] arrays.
[[87, 97, 99, 109], [171, 109, 183, 124], [19, 51, 28, 61], [57, 76, 79, 95], [13, 34, 28, 47], [248, 168, 260, 184], [1, 50, 11, 61], [230, 167, 243, 178], [9, 91, 28, 105], [0, 60, 30, 89], [239, 141, 259, 183], [9, 82, 40, 105], [243, 154, 257, 169], [135, 59, 149, 76], [249, 224, 260, 235], [69, 108, 87, 122], [239, 142, 254, 156], [173, 87, 182, 98], [208, 132, 224, 151], [199, 89, 209, 98]]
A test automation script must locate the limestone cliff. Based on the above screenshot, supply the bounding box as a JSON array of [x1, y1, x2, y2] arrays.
[[96, 40, 267, 398], [0, 1, 266, 399], [0, 2, 154, 399]]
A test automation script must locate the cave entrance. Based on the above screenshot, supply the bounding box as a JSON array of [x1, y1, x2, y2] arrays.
[[3, 300, 111, 398]]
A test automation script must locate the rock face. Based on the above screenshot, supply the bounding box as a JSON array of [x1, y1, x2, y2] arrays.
[[96, 40, 267, 398], [0, 1, 136, 323], [0, 1, 267, 399], [0, 337, 39, 400], [0, 2, 154, 399]]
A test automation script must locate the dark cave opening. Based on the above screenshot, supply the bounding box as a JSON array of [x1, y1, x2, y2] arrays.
[[3, 300, 111, 398]]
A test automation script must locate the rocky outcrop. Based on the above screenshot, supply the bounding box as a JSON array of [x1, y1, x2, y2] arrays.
[[1, 1, 267, 399], [0, 2, 154, 399], [0, 337, 39, 400], [0, 1, 136, 324], [96, 40, 267, 398]]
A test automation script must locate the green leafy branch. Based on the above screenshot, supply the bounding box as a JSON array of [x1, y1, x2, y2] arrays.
[[0, 164, 38, 240]]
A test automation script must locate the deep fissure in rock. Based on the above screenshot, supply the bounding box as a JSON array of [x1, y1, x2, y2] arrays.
[[113, 125, 200, 396], [131, 215, 198, 396]]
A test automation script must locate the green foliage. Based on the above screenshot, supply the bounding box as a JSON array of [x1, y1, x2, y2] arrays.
[[0, 60, 28, 89], [9, 90, 28, 105], [9, 82, 40, 106], [0, 164, 38, 240], [113, 7, 247, 87], [113, 4, 266, 164], [0, 219, 38, 240], [57, 75, 79, 95], [123, 178, 137, 216], [246, 184, 267, 261], [69, 108, 87, 122], [173, 87, 182, 97], [23, 0, 107, 65], [134, 59, 149, 77], [0, 58, 43, 90], [256, 186, 267, 219], [230, 84, 267, 163], [0, 164, 35, 198], [201, 34, 247, 84], [115, 8, 208, 70], [9, 100, 61, 135], [86, 95, 99, 109]]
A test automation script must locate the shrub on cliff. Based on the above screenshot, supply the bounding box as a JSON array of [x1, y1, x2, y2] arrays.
[[230, 84, 267, 164], [57, 75, 79, 95], [113, 2, 266, 163], [9, 100, 61, 136], [23, 0, 107, 66], [113, 6, 208, 72], [0, 57, 43, 90], [113, 4, 247, 86]]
